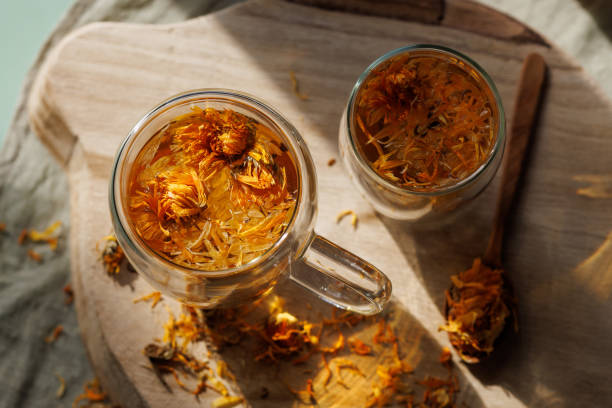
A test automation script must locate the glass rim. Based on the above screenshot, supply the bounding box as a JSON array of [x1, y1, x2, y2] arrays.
[[346, 44, 506, 197], [109, 88, 311, 278]]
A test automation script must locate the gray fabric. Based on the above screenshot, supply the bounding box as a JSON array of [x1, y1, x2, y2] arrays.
[[1, 0, 611, 406], [477, 0, 612, 101], [0, 2, 241, 407]]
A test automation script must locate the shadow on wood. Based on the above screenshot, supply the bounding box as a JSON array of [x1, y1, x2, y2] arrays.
[[207, 278, 485, 407]]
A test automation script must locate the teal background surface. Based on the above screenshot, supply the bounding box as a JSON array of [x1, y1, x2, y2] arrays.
[[0, 1, 73, 147]]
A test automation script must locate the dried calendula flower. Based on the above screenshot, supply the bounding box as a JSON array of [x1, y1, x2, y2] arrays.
[[208, 109, 252, 157], [127, 107, 297, 271], [97, 235, 125, 275], [439, 258, 514, 363], [354, 53, 497, 190]]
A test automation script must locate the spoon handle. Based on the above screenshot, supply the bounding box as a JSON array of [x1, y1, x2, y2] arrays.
[[483, 53, 547, 267]]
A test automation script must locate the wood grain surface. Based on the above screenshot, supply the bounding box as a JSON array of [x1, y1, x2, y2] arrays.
[[27, 0, 612, 407]]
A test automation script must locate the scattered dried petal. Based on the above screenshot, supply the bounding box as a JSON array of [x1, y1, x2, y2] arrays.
[[72, 377, 108, 408], [348, 337, 373, 355], [0, 222, 5, 232], [216, 360, 236, 382], [439, 347, 452, 367], [418, 374, 459, 408], [288, 378, 316, 404], [334, 357, 365, 378], [336, 209, 358, 229], [327, 158, 336, 167], [28, 220, 62, 250], [45, 325, 64, 343], [289, 70, 309, 101], [63, 284, 74, 305], [133, 291, 163, 309], [213, 395, 244, 408], [320, 333, 344, 354], [27, 249, 43, 262], [18, 229, 27, 245], [146, 299, 463, 406], [55, 373, 66, 399]]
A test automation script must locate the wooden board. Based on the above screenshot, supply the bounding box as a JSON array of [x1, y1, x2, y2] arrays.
[[27, 0, 612, 406]]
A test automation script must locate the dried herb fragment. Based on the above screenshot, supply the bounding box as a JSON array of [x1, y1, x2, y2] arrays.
[[289, 70, 309, 101], [27, 249, 43, 263], [18, 229, 27, 245], [354, 54, 497, 190], [288, 378, 316, 404], [216, 360, 236, 382], [28, 220, 61, 250], [334, 357, 365, 384], [127, 107, 297, 271], [439, 258, 514, 363], [418, 375, 459, 408], [63, 284, 74, 305], [336, 209, 358, 229], [348, 337, 373, 355], [145, 309, 244, 400], [373, 319, 397, 345], [365, 324, 414, 408], [55, 373, 66, 399], [45, 325, 64, 343], [98, 235, 125, 275], [72, 378, 108, 408], [320, 333, 344, 355], [439, 347, 452, 367], [213, 395, 244, 408], [327, 158, 336, 167], [133, 291, 163, 308]]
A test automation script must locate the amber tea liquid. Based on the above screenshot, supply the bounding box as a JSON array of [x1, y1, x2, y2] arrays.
[[353, 54, 499, 191], [126, 107, 299, 271]]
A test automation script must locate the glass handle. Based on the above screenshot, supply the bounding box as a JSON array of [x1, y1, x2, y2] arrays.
[[290, 233, 392, 315]]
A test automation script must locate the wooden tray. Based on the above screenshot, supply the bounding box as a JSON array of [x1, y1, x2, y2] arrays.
[[28, 0, 612, 406]]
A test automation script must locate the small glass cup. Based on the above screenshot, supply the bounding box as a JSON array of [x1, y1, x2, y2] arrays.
[[109, 89, 391, 315], [339, 44, 505, 223]]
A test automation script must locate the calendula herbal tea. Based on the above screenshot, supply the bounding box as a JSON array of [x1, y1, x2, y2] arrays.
[[127, 107, 298, 271], [353, 53, 498, 191]]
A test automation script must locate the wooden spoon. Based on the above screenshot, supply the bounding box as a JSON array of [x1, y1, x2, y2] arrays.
[[443, 53, 547, 363]]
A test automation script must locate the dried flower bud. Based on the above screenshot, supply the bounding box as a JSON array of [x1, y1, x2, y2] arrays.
[[210, 127, 250, 157]]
